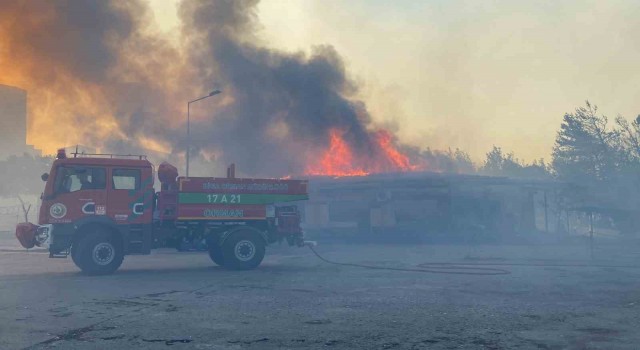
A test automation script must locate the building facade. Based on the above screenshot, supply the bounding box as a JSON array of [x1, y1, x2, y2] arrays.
[[301, 173, 564, 242], [0, 84, 40, 159]]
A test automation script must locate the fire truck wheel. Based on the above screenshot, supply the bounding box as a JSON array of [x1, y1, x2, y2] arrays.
[[208, 243, 225, 266], [74, 229, 124, 275], [222, 230, 265, 270]]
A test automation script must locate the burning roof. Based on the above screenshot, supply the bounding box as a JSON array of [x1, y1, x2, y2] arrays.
[[305, 128, 424, 177]]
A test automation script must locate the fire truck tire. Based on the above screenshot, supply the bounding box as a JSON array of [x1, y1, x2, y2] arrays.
[[222, 230, 265, 270], [74, 229, 124, 275], [208, 244, 225, 266]]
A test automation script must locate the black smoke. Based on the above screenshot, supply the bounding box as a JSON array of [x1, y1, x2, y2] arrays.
[[1, 0, 400, 177], [0, 0, 184, 159], [178, 0, 382, 176]]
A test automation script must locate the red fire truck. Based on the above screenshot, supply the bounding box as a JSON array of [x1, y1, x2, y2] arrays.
[[15, 149, 309, 275]]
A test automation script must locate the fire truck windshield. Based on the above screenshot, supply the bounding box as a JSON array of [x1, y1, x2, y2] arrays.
[[54, 166, 106, 193]]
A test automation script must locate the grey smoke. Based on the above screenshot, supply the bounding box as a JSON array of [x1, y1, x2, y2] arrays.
[[1, 0, 411, 177], [0, 1, 133, 83], [179, 0, 382, 176]]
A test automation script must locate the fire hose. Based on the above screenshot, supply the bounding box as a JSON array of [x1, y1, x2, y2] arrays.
[[307, 244, 640, 275], [306, 245, 512, 276]]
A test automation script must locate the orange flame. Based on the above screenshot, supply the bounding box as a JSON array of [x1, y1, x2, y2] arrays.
[[306, 128, 423, 177], [306, 129, 370, 177], [374, 130, 418, 171]]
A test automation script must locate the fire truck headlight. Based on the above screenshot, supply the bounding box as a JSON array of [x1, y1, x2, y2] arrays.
[[35, 226, 51, 245]]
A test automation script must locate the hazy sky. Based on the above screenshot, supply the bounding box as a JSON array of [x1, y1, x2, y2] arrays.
[[149, 0, 639, 162]]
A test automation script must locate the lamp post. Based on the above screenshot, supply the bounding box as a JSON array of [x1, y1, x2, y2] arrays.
[[186, 90, 221, 177]]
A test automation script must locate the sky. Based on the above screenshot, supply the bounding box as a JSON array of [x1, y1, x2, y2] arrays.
[[1, 0, 636, 164], [147, 0, 639, 162]]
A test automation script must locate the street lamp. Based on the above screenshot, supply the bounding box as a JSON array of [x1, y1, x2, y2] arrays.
[[186, 89, 221, 177]]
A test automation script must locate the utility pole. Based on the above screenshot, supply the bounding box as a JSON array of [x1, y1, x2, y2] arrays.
[[589, 211, 594, 259], [186, 90, 221, 177], [543, 190, 549, 233]]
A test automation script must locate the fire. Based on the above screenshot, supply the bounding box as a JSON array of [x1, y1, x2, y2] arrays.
[[375, 130, 418, 171], [306, 129, 370, 177], [0, 2, 428, 179], [306, 128, 423, 177]]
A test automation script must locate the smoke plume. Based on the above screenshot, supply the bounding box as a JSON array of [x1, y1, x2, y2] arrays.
[[0, 0, 425, 177]]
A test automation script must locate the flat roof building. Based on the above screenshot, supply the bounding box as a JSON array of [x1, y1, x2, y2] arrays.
[[0, 84, 40, 159]]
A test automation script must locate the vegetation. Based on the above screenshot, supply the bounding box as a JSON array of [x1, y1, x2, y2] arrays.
[[419, 148, 476, 174], [551, 102, 640, 232], [480, 146, 550, 179]]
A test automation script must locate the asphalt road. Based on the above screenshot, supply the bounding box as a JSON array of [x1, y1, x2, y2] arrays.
[[1, 240, 640, 349]]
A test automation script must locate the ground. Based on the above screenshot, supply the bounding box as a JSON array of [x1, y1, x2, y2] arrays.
[[1, 234, 640, 350]]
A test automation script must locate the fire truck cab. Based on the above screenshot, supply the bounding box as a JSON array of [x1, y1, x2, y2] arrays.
[[27, 150, 155, 272]]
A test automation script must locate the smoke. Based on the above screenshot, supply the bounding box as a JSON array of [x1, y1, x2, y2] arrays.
[[0, 0, 420, 177], [0, 0, 186, 158], [0, 1, 129, 83], [179, 0, 400, 176]]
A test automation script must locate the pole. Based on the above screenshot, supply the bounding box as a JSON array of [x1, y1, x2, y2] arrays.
[[186, 102, 191, 178], [185, 90, 222, 178], [589, 211, 594, 259], [544, 190, 548, 233]]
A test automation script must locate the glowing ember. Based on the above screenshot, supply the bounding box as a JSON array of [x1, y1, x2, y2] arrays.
[[306, 128, 422, 177]]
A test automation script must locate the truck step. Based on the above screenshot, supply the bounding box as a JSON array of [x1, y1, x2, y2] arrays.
[[49, 250, 69, 258]]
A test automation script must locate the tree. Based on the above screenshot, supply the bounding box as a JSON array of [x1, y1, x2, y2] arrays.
[[481, 146, 549, 179], [551, 102, 640, 234], [552, 101, 621, 183], [412, 147, 476, 174], [616, 115, 640, 167]]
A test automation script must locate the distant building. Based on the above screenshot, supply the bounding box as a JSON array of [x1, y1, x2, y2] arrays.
[[302, 172, 565, 241], [0, 84, 41, 160]]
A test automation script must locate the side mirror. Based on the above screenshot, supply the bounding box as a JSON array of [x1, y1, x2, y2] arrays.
[[41, 173, 49, 182]]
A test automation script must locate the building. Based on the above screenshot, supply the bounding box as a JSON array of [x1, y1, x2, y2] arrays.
[[301, 172, 565, 242], [0, 84, 41, 160]]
